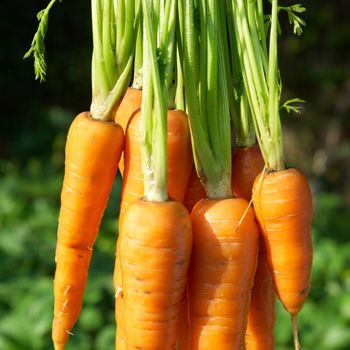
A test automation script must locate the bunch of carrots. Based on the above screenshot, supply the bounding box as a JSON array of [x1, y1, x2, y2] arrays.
[[26, 0, 312, 349]]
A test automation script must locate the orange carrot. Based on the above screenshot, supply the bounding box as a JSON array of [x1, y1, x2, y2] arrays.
[[231, 144, 276, 349], [231, 145, 265, 201], [253, 168, 313, 346], [184, 197, 259, 349], [119, 108, 193, 219], [115, 108, 192, 348], [114, 87, 143, 176], [119, 199, 192, 349], [52, 112, 124, 350], [183, 168, 206, 213]]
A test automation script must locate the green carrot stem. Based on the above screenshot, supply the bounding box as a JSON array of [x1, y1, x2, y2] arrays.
[[268, 0, 284, 170], [133, 4, 143, 89], [182, 0, 231, 199]]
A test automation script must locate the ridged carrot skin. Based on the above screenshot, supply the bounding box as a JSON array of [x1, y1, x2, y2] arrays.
[[231, 144, 275, 350], [118, 199, 192, 349], [183, 168, 206, 213], [184, 197, 259, 350], [119, 109, 193, 219], [253, 168, 313, 315], [52, 112, 124, 350], [114, 87, 143, 176], [245, 238, 276, 350], [231, 145, 265, 201]]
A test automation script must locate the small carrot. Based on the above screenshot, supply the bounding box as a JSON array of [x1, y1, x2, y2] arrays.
[[52, 113, 124, 349], [183, 168, 206, 213], [231, 145, 276, 350], [231, 145, 265, 201]]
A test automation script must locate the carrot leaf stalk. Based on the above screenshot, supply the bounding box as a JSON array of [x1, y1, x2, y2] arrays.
[[141, 0, 176, 201], [181, 0, 231, 199], [90, 0, 140, 121]]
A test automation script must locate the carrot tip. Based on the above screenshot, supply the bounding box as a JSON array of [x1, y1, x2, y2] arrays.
[[292, 314, 300, 350]]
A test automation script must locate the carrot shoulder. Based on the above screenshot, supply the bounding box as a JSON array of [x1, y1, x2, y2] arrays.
[[52, 112, 123, 349]]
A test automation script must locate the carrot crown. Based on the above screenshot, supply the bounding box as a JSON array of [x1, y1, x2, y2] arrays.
[[141, 0, 177, 201], [180, 0, 232, 199]]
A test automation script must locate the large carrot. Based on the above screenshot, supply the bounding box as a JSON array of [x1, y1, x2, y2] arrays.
[[52, 113, 124, 349], [178, 1, 259, 348], [231, 0, 312, 348], [117, 1, 192, 348], [25, 1, 140, 348]]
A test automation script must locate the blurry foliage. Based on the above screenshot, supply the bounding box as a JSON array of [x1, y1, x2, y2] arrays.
[[0, 0, 349, 349]]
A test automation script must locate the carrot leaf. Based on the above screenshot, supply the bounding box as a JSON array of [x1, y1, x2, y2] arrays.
[[280, 98, 305, 114], [23, 0, 62, 82]]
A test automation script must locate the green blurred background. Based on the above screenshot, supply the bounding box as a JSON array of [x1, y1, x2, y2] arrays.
[[1, 0, 349, 349]]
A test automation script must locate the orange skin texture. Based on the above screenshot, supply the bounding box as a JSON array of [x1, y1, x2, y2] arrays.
[[119, 109, 193, 219], [253, 168, 313, 315], [114, 88, 143, 176], [245, 238, 276, 350], [231, 144, 275, 349], [118, 199, 192, 349], [52, 112, 124, 350], [231, 144, 265, 201], [182, 198, 259, 350], [183, 168, 206, 213]]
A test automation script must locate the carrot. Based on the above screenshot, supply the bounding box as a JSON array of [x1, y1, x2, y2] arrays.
[[24, 0, 141, 347], [183, 168, 206, 213], [231, 145, 276, 350], [117, 1, 192, 348], [119, 108, 193, 219], [119, 199, 192, 349], [184, 198, 258, 349], [114, 87, 142, 176], [52, 112, 124, 349], [231, 145, 265, 201], [231, 0, 312, 347]]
